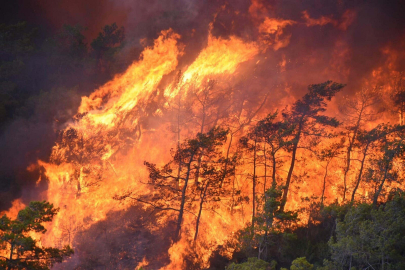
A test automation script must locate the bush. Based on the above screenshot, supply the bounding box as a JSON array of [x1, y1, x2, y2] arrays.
[[290, 257, 313, 270], [226, 257, 272, 270]]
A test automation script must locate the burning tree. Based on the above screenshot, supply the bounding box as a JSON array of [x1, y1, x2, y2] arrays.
[[339, 87, 382, 202], [7, 4, 405, 268], [316, 141, 344, 208], [117, 127, 235, 242], [279, 81, 345, 211], [349, 124, 399, 202], [239, 111, 295, 228]]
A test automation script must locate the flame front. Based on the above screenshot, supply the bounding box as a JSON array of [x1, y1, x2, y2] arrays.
[[36, 26, 264, 268]]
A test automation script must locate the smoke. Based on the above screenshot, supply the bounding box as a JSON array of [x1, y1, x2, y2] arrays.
[[8, 0, 405, 80], [52, 205, 175, 269], [0, 90, 81, 210]]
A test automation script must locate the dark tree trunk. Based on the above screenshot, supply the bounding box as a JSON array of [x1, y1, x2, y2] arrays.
[[194, 182, 209, 241], [343, 108, 363, 201], [321, 160, 330, 208], [175, 153, 195, 241], [373, 164, 390, 206], [280, 120, 302, 212], [271, 148, 277, 188], [252, 136, 257, 229], [351, 143, 370, 202]]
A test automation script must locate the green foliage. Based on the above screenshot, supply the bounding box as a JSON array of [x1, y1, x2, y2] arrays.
[[0, 201, 73, 270], [290, 257, 313, 270], [237, 185, 298, 260], [316, 259, 339, 270], [329, 193, 405, 270], [226, 257, 271, 270]]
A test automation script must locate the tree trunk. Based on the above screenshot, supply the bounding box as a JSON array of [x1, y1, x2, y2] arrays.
[[194, 153, 203, 183], [231, 166, 236, 214], [321, 160, 330, 208], [343, 108, 363, 201], [351, 143, 369, 202], [382, 253, 384, 270], [221, 133, 234, 187], [280, 120, 302, 212], [175, 153, 195, 241], [252, 135, 258, 229], [263, 143, 267, 193], [271, 149, 277, 188], [373, 164, 390, 206], [193, 109, 206, 185], [8, 242, 14, 270], [194, 182, 209, 241], [176, 96, 182, 190], [342, 147, 351, 202]]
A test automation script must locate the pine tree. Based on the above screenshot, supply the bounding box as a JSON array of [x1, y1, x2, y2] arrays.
[[0, 201, 73, 270]]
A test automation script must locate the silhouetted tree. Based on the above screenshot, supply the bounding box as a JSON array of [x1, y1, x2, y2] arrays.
[[317, 141, 343, 208], [280, 81, 344, 211], [370, 128, 405, 205], [350, 124, 403, 202], [254, 112, 295, 188], [339, 87, 381, 202], [390, 72, 405, 125], [118, 127, 230, 242]]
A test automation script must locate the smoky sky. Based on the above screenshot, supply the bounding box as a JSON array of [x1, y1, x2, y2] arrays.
[[1, 0, 405, 211], [3, 0, 405, 74], [11, 0, 405, 83]]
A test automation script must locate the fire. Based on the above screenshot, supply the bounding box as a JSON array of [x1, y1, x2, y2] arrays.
[[302, 9, 356, 30], [258, 17, 295, 51], [302, 10, 338, 27], [180, 34, 258, 83], [78, 29, 182, 118], [0, 199, 25, 220], [3, 2, 404, 269], [35, 25, 266, 268]]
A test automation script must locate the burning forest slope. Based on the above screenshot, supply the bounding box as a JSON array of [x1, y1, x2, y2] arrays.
[[1, 1, 405, 269]]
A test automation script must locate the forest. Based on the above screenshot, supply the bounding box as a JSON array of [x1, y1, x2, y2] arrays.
[[1, 1, 405, 270]]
